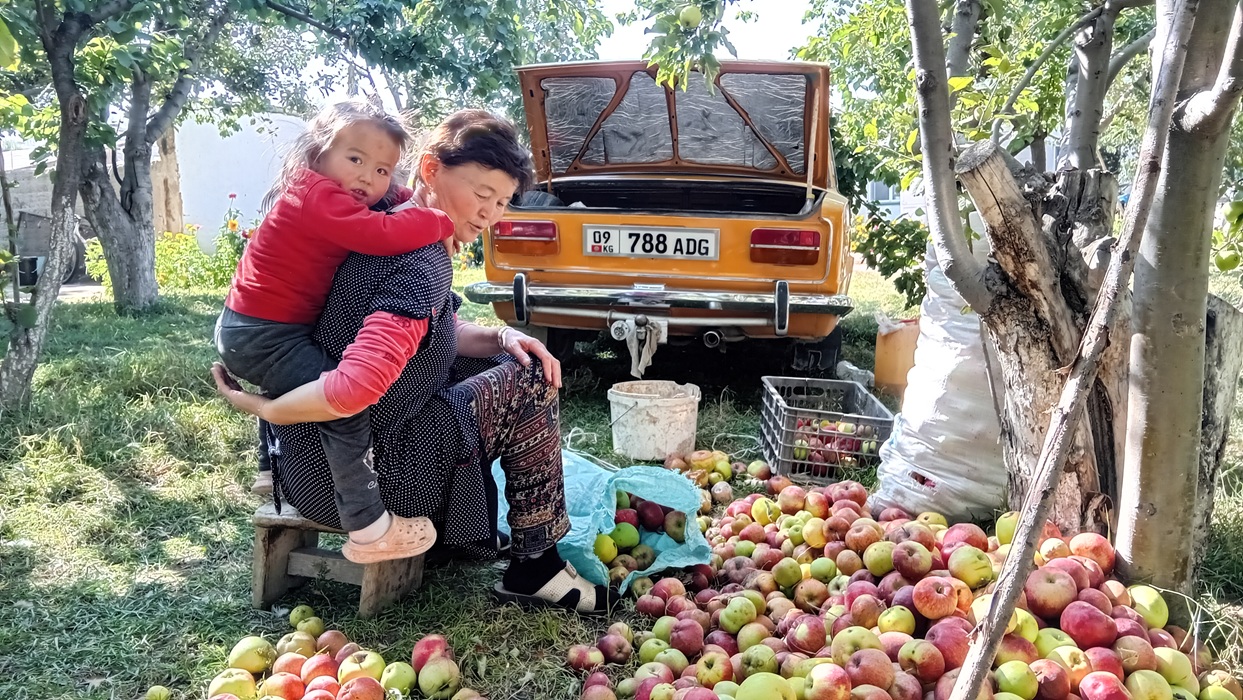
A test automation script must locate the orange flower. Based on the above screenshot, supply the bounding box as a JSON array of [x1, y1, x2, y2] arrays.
[[228, 219, 239, 232]]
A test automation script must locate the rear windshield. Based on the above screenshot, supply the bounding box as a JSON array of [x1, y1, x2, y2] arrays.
[[540, 71, 809, 175]]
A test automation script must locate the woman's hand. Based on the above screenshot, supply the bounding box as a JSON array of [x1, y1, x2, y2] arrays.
[[499, 328, 562, 389], [211, 363, 271, 417]]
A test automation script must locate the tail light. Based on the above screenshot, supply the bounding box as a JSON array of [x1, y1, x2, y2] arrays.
[[750, 228, 821, 265], [493, 220, 558, 255]]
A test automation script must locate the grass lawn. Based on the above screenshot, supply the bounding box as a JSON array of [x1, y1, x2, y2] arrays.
[[1, 267, 1241, 698]]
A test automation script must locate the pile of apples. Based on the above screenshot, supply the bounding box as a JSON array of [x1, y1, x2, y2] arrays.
[[565, 479, 1240, 700], [198, 605, 481, 700]]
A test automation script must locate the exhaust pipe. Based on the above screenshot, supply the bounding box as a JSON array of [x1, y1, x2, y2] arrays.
[[702, 330, 722, 348]]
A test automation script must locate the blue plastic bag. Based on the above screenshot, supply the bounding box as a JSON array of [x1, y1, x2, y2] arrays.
[[493, 451, 711, 593]]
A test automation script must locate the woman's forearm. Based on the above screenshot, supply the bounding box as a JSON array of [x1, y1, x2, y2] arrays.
[[259, 378, 348, 425], [457, 322, 506, 358]]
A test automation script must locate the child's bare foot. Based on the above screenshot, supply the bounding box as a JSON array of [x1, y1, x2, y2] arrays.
[[342, 515, 437, 564]]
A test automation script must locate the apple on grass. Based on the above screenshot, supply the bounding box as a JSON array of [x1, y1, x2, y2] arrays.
[[417, 656, 461, 699], [412, 634, 452, 673], [339, 650, 386, 683], [379, 662, 416, 695], [209, 669, 258, 699], [568, 644, 606, 672]]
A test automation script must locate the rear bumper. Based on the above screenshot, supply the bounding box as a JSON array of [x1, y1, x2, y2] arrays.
[[464, 276, 853, 335]]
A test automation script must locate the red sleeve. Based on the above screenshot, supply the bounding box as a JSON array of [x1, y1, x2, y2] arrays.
[[301, 178, 454, 256], [321, 311, 429, 416]]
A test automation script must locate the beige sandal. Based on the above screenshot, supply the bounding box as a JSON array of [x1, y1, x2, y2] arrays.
[[492, 563, 617, 615], [341, 515, 437, 564]]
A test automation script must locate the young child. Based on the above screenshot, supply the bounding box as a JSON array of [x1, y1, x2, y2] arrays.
[[215, 97, 452, 564]]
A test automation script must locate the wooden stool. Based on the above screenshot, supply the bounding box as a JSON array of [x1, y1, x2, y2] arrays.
[[251, 502, 425, 618]]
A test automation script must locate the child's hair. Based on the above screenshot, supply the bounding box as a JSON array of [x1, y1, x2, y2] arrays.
[[263, 96, 412, 211], [415, 109, 534, 195]]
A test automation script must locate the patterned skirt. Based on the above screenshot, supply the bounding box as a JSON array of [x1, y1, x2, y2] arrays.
[[275, 355, 570, 561]]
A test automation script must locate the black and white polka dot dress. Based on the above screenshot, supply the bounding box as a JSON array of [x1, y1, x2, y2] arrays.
[[269, 244, 499, 552]]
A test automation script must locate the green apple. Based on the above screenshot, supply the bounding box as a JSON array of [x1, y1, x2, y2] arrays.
[[995, 694, 1027, 700], [863, 540, 896, 576], [339, 650, 386, 683], [971, 594, 1017, 633], [735, 540, 757, 558], [1156, 648, 1200, 695], [736, 672, 796, 700], [1014, 609, 1039, 643], [773, 558, 803, 588], [678, 5, 703, 29], [145, 686, 171, 700], [654, 648, 690, 675], [616, 491, 630, 509], [995, 511, 1020, 546], [381, 662, 417, 695], [879, 605, 917, 635], [296, 616, 325, 639], [1201, 686, 1240, 700], [716, 681, 741, 697], [288, 605, 316, 627], [227, 636, 277, 673], [208, 669, 258, 698], [809, 557, 838, 583], [639, 638, 670, 664], [1129, 585, 1171, 629], [948, 545, 995, 588], [720, 596, 758, 634], [1127, 669, 1175, 700], [1035, 628, 1078, 658], [653, 615, 677, 642], [610, 522, 641, 550], [995, 660, 1039, 700], [594, 534, 618, 564]]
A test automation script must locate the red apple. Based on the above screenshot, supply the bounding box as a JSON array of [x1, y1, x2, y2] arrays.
[[892, 541, 933, 581], [259, 673, 304, 700], [337, 677, 385, 700], [786, 614, 828, 655], [1112, 635, 1158, 673], [1060, 601, 1119, 649], [898, 639, 946, 684], [1077, 588, 1114, 616], [995, 633, 1039, 665], [1032, 659, 1072, 700], [1044, 558, 1092, 591], [1084, 647, 1124, 681], [913, 577, 958, 620], [653, 577, 687, 601], [638, 501, 666, 531], [567, 644, 605, 672], [1025, 569, 1080, 620], [273, 653, 308, 677], [669, 619, 705, 659], [411, 634, 452, 674], [300, 654, 340, 685], [925, 621, 970, 670], [616, 508, 640, 528], [936, 668, 995, 700], [1078, 672, 1130, 700], [806, 662, 853, 700], [1068, 533, 1115, 574], [597, 633, 633, 665], [848, 648, 896, 690], [637, 594, 668, 618]]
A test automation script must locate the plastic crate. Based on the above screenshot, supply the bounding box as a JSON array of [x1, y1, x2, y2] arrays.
[[760, 376, 895, 483]]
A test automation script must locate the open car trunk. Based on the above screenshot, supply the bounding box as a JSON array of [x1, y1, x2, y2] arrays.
[[515, 179, 823, 217]]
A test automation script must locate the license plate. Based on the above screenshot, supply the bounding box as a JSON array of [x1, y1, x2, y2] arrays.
[[583, 225, 719, 260]]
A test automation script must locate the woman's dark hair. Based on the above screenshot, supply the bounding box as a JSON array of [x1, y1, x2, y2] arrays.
[[416, 109, 534, 194]]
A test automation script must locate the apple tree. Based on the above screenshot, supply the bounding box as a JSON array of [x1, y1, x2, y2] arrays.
[[0, 0, 611, 412]]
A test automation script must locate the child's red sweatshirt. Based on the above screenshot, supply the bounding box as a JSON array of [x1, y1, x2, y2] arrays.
[[225, 169, 454, 325]]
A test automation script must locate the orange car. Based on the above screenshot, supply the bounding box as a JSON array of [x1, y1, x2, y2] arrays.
[[465, 60, 854, 373]]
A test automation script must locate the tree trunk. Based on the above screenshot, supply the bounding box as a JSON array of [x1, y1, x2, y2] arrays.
[[0, 22, 90, 412], [1030, 132, 1047, 172], [1116, 0, 1243, 594], [956, 145, 1115, 532], [1193, 295, 1243, 576], [80, 147, 159, 313]]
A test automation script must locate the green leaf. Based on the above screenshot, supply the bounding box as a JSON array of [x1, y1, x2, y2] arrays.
[[947, 76, 974, 92], [14, 303, 37, 328], [0, 17, 18, 70]]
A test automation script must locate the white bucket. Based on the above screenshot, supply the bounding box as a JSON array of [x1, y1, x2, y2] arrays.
[[608, 380, 702, 462]]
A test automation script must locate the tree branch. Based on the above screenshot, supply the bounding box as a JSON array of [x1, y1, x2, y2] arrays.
[[145, 9, 232, 144], [949, 0, 1198, 696], [1108, 28, 1156, 86], [991, 6, 1105, 142], [262, 0, 349, 40], [1063, 5, 1120, 168], [87, 0, 141, 25], [1180, 0, 1243, 132], [945, 0, 981, 80], [907, 0, 994, 313]]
